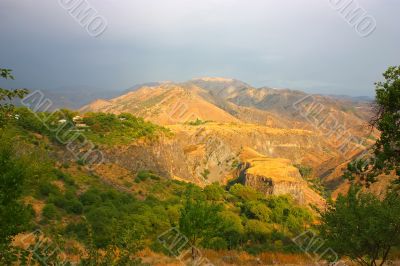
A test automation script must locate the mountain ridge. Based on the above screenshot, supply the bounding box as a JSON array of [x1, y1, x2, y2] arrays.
[[78, 78, 378, 203]]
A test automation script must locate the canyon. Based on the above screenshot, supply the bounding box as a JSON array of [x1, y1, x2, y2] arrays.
[[80, 77, 378, 206]]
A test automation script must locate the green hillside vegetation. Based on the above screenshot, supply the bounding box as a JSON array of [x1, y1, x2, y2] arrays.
[[82, 112, 171, 144], [2, 66, 400, 265], [12, 108, 169, 146], [0, 117, 313, 264]]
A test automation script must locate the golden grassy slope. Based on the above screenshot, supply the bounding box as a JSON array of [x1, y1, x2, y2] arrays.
[[80, 84, 239, 125]]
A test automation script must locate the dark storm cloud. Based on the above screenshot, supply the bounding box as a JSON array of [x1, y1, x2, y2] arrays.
[[0, 0, 399, 96]]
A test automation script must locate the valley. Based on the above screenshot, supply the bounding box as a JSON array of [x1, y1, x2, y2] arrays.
[[80, 77, 377, 202], [2, 2, 399, 264], [1, 75, 399, 266]]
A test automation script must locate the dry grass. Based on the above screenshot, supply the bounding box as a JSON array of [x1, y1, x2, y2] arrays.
[[23, 196, 45, 221], [202, 250, 314, 265], [137, 248, 317, 265]]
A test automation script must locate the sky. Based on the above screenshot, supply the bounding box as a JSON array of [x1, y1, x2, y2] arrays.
[[0, 0, 399, 96]]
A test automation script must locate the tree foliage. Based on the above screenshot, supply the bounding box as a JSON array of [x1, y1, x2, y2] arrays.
[[179, 186, 223, 259], [345, 66, 400, 185], [0, 68, 28, 127], [0, 132, 34, 262], [82, 112, 169, 144], [371, 66, 400, 181], [319, 186, 400, 266]]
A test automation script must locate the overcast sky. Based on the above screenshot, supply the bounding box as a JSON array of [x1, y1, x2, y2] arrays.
[[0, 0, 399, 96]]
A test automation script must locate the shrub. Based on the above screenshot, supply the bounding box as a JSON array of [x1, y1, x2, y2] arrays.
[[295, 164, 313, 178], [49, 195, 68, 209], [188, 118, 208, 126], [81, 112, 167, 145], [205, 237, 228, 250], [80, 189, 102, 206], [245, 220, 272, 242], [39, 183, 60, 198], [204, 183, 225, 201], [14, 107, 46, 134], [42, 203, 60, 220], [136, 170, 160, 182], [66, 200, 83, 214], [54, 170, 75, 186], [244, 201, 272, 222], [229, 184, 262, 201]]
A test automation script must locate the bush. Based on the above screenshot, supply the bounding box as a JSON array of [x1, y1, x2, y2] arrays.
[[86, 206, 119, 248], [204, 183, 225, 201], [229, 184, 262, 201], [39, 183, 60, 198], [245, 220, 272, 242], [81, 112, 167, 145], [188, 118, 208, 126], [244, 201, 272, 222], [295, 164, 312, 178], [65, 222, 88, 240], [136, 170, 160, 182], [66, 200, 83, 214], [49, 194, 68, 209], [205, 237, 228, 250], [14, 107, 46, 134], [42, 203, 60, 220], [80, 189, 102, 206]]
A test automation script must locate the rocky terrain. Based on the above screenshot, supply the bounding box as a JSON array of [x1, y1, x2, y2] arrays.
[[80, 77, 377, 206]]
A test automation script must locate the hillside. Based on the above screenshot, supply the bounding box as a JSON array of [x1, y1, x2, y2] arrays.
[[81, 78, 377, 194], [101, 122, 334, 201], [80, 84, 240, 125], [2, 115, 320, 265], [2, 77, 397, 266]]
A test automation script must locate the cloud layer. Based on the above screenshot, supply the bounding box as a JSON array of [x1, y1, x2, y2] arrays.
[[0, 0, 399, 96]]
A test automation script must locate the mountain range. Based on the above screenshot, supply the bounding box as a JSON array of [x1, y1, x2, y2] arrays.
[[71, 77, 379, 205]]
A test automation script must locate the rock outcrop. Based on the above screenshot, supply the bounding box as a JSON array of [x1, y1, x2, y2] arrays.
[[78, 79, 376, 205], [236, 149, 325, 207]]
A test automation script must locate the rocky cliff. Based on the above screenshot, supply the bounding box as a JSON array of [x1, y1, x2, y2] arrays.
[[79, 78, 376, 205], [234, 148, 325, 207], [96, 123, 328, 207]]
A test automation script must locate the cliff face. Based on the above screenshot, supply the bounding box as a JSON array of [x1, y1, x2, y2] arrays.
[[236, 154, 324, 207], [78, 79, 376, 205], [244, 174, 305, 203], [98, 125, 327, 207], [102, 123, 334, 182]]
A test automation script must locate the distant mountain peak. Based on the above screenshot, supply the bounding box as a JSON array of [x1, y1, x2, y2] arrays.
[[192, 77, 235, 82]]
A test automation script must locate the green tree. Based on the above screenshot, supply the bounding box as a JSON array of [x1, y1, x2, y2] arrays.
[[229, 183, 262, 201], [345, 66, 400, 185], [0, 133, 33, 262], [204, 182, 225, 201], [80, 219, 144, 266], [244, 219, 272, 244], [319, 186, 400, 266], [218, 210, 244, 249], [0, 68, 28, 127], [371, 66, 400, 181], [179, 186, 223, 260]]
